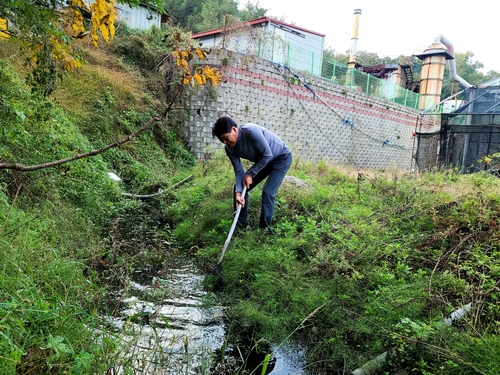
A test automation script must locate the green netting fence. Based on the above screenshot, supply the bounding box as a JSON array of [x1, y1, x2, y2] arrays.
[[258, 39, 421, 110], [321, 58, 420, 109]]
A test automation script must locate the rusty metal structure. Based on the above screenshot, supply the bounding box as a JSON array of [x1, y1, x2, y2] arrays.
[[361, 64, 417, 92]]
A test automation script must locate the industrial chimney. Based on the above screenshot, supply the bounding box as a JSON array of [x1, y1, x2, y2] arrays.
[[415, 34, 472, 111], [348, 9, 361, 70]]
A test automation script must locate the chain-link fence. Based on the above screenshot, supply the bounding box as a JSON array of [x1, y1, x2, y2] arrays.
[[415, 123, 500, 173], [415, 90, 500, 173], [322, 58, 420, 109]]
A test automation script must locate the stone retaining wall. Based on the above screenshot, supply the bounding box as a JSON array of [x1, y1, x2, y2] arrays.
[[186, 49, 438, 171]]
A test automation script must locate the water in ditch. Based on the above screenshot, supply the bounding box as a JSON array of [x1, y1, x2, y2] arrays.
[[100, 252, 306, 374]]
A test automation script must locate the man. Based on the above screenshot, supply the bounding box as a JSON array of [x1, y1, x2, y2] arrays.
[[212, 117, 292, 233]]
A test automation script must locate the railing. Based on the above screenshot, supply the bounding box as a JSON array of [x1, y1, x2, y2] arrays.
[[320, 57, 421, 109], [258, 39, 421, 110], [286, 43, 321, 77]]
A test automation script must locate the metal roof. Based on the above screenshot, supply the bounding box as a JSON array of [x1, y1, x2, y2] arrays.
[[450, 85, 500, 115], [191, 17, 325, 39]]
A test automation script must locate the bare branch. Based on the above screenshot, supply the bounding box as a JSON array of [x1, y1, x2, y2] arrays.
[[0, 116, 162, 172]]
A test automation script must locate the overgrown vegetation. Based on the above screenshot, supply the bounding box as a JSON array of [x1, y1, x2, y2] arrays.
[[2, 19, 500, 375], [170, 157, 500, 374], [0, 23, 214, 373]]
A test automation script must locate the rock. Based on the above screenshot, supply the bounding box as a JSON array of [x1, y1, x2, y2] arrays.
[[282, 176, 311, 190]]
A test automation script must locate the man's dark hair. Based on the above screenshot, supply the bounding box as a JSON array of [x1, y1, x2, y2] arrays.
[[212, 117, 237, 138]]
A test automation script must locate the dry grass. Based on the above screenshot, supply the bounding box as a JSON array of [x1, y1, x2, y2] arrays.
[[296, 158, 499, 203], [67, 41, 149, 102], [51, 41, 158, 119]]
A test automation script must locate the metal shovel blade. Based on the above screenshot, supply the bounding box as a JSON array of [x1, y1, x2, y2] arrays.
[[218, 186, 247, 264]]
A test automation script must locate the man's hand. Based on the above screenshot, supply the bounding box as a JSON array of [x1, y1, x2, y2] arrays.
[[236, 175, 251, 209], [235, 192, 245, 208], [243, 174, 253, 188]]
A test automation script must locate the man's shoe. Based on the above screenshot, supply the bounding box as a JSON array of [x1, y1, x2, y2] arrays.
[[236, 222, 252, 232], [259, 225, 274, 235]]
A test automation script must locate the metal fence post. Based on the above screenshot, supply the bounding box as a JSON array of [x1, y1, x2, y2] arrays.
[[287, 42, 290, 66], [311, 51, 315, 75]]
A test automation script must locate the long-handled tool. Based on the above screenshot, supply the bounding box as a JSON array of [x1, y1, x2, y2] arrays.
[[218, 186, 247, 264]]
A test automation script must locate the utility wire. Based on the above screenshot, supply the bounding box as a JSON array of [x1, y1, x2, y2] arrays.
[[271, 62, 358, 167], [273, 63, 410, 157]]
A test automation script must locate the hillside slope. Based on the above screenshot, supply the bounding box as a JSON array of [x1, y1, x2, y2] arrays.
[[0, 31, 195, 373]]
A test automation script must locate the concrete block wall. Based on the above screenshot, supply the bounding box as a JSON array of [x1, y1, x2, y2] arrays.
[[187, 49, 438, 171]]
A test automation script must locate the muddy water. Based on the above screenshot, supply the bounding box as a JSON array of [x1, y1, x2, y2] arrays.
[[102, 253, 306, 374]]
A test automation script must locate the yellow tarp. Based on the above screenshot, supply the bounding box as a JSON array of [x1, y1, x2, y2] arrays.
[[0, 18, 10, 39]]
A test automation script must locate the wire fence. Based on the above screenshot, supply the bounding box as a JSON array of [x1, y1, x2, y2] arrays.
[[321, 57, 421, 109], [286, 43, 321, 77], [414, 84, 500, 173], [259, 40, 421, 110]]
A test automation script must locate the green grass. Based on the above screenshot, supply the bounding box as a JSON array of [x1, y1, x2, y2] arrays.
[[0, 34, 193, 373], [167, 154, 500, 374], [0, 197, 106, 374]]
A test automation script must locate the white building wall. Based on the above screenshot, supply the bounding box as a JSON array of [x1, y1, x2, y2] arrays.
[[263, 22, 324, 75], [115, 3, 161, 29], [195, 22, 324, 76]]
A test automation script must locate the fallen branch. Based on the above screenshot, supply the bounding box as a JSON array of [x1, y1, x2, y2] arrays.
[[122, 174, 195, 198], [0, 116, 162, 172]]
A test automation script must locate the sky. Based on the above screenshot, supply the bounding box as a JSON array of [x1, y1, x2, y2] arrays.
[[253, 0, 499, 73]]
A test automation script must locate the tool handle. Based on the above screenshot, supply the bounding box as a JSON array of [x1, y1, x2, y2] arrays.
[[218, 185, 247, 264]]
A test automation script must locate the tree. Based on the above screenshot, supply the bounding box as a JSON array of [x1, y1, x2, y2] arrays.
[[188, 0, 240, 33], [161, 0, 267, 33], [324, 49, 402, 67], [441, 51, 490, 99], [236, 1, 268, 22], [0, 27, 221, 171], [484, 69, 500, 81], [0, 0, 164, 96], [1, 1, 78, 96]]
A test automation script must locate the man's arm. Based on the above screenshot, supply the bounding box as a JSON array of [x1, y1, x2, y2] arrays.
[[226, 147, 246, 193], [246, 129, 273, 177]]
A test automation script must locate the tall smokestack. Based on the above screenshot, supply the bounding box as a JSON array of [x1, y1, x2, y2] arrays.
[[415, 41, 453, 110], [348, 9, 362, 69]]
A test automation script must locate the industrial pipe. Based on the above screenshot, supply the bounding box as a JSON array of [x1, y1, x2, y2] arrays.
[[435, 34, 472, 89], [348, 9, 362, 70]]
